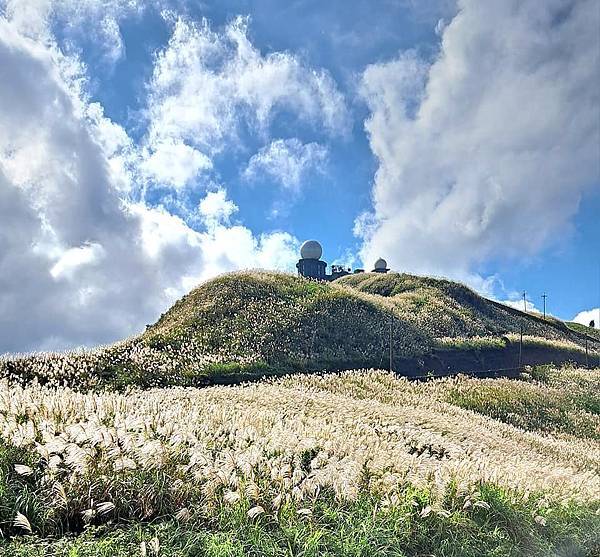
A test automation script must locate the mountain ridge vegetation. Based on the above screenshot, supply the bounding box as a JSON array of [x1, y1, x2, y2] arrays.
[[2, 271, 598, 390]]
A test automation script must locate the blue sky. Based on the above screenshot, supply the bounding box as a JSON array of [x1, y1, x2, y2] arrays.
[[0, 0, 598, 351]]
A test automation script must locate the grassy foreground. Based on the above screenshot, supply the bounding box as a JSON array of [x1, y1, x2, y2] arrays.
[[1, 366, 599, 556]]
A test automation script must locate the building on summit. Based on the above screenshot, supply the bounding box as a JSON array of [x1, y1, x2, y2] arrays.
[[296, 240, 388, 281], [296, 240, 327, 280], [372, 258, 389, 273]]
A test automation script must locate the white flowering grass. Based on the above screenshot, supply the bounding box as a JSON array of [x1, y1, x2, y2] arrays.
[[1, 366, 599, 555], [2, 368, 598, 524]]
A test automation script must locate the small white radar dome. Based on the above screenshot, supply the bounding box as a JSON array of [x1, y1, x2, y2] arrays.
[[300, 240, 323, 260], [374, 258, 387, 270]]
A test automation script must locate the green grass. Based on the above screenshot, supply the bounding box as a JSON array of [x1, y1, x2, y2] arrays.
[[142, 271, 430, 366], [445, 366, 600, 440], [337, 273, 598, 347], [2, 272, 598, 391], [566, 321, 600, 342], [2, 485, 598, 557], [2, 367, 600, 556]]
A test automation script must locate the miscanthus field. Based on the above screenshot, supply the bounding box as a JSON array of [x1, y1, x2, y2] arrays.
[[1, 365, 599, 557]]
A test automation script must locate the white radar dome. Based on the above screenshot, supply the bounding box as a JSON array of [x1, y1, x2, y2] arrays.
[[374, 258, 388, 270], [300, 240, 323, 260]]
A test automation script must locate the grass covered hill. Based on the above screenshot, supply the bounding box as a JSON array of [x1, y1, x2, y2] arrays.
[[143, 271, 428, 369], [1, 273, 599, 555], [2, 271, 598, 389], [1, 366, 599, 556], [337, 272, 593, 343], [567, 320, 600, 342]]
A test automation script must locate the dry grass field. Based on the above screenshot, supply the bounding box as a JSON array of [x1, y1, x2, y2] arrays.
[[1, 366, 598, 556]]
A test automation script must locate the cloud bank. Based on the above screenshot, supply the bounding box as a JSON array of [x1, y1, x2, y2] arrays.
[[358, 0, 599, 283], [572, 308, 599, 328], [0, 13, 327, 352]]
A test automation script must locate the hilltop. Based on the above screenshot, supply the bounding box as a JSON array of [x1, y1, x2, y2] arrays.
[[337, 272, 587, 340], [2, 271, 598, 389]]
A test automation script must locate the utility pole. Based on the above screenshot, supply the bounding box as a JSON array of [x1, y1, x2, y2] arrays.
[[585, 337, 589, 369], [389, 314, 393, 372], [522, 291, 527, 313], [519, 323, 523, 368], [542, 293, 547, 320]]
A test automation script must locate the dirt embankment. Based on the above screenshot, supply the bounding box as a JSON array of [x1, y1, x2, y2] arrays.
[[396, 343, 599, 379]]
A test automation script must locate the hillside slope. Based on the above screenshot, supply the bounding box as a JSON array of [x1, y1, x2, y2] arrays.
[[2, 271, 598, 389], [337, 272, 594, 343], [142, 271, 427, 368], [567, 320, 600, 341]]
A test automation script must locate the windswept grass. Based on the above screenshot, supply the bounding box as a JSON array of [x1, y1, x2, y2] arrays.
[[0, 367, 599, 555], [445, 366, 600, 440], [336, 273, 595, 346], [435, 336, 507, 351], [1, 272, 597, 390], [505, 333, 592, 355]]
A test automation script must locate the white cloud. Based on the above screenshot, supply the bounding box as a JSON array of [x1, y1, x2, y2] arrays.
[[198, 189, 238, 229], [498, 298, 541, 315], [1, 0, 53, 40], [141, 140, 212, 190], [572, 308, 599, 328], [195, 189, 299, 279], [434, 18, 446, 36], [244, 138, 328, 192], [143, 15, 349, 183], [0, 18, 299, 352], [196, 225, 298, 283], [1, 0, 146, 63], [357, 0, 600, 283], [50, 243, 106, 279]]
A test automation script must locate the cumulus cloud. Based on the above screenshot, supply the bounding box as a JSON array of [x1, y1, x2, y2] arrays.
[[572, 308, 599, 328], [50, 243, 106, 280], [244, 138, 328, 192], [140, 140, 212, 190], [498, 298, 542, 315], [141, 15, 348, 190], [357, 0, 600, 283], [0, 18, 299, 352], [198, 189, 238, 228], [1, 0, 147, 63]]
